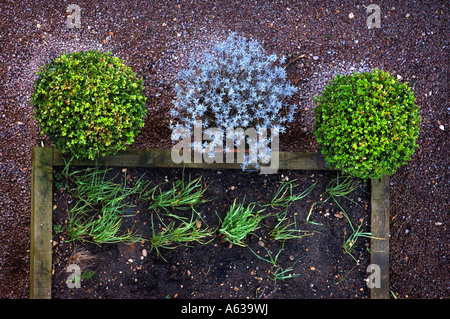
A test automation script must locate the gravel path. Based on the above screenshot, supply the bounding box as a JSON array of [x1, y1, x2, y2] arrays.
[[0, 0, 447, 298]]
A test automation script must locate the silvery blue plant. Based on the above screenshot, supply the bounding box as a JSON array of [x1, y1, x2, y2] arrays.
[[170, 33, 298, 170]]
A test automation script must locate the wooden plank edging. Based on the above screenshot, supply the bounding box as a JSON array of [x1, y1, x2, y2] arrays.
[[52, 148, 332, 170], [30, 147, 53, 299], [31, 147, 390, 299]]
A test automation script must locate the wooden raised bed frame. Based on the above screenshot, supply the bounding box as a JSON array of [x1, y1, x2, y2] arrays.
[[30, 147, 390, 299]]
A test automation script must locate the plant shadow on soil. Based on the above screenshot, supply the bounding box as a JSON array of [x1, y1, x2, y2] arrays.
[[51, 166, 371, 299]]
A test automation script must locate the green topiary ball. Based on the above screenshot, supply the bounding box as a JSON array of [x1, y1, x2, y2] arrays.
[[32, 50, 147, 160], [313, 69, 421, 180]]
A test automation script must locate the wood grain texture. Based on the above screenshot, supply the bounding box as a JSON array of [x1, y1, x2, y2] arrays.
[[30, 147, 53, 299]]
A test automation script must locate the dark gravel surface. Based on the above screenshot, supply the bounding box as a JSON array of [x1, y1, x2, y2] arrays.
[[0, 0, 448, 298]]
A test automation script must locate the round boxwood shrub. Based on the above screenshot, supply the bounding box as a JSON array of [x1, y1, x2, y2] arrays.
[[313, 69, 420, 180], [32, 50, 147, 160]]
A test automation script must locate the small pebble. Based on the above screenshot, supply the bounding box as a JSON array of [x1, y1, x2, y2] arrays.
[[258, 240, 265, 247], [439, 125, 444, 131], [313, 56, 319, 61], [348, 12, 355, 19], [142, 249, 147, 257]]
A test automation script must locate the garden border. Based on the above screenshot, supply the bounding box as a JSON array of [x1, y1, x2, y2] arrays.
[[30, 147, 390, 299]]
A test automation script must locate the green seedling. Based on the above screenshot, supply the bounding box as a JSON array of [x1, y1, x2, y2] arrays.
[[218, 199, 265, 247], [81, 270, 96, 281], [268, 209, 313, 241], [304, 174, 382, 265], [341, 215, 383, 264], [65, 165, 143, 245], [141, 173, 210, 213], [67, 198, 143, 245], [306, 174, 359, 225], [248, 243, 303, 287]]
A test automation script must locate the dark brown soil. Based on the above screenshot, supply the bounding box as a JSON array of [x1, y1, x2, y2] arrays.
[[51, 167, 371, 299], [0, 0, 447, 299]]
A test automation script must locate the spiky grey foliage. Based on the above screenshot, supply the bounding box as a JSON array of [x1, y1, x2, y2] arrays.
[[170, 33, 298, 169]]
